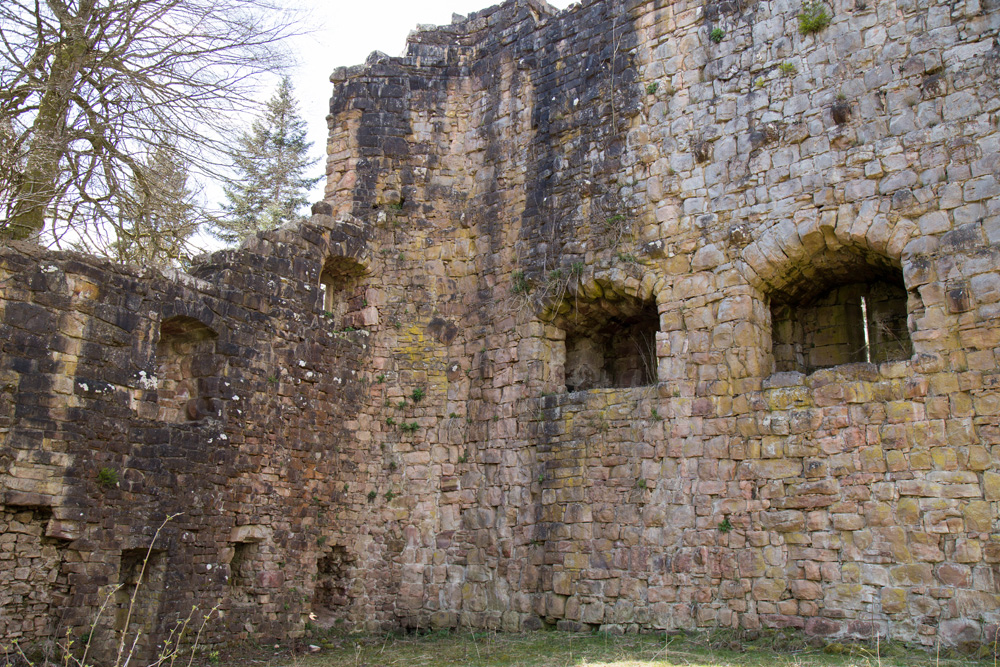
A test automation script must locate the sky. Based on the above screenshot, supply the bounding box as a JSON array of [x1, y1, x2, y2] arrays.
[[282, 0, 573, 202]]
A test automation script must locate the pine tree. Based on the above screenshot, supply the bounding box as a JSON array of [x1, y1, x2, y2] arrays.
[[216, 77, 320, 244], [111, 142, 203, 268]]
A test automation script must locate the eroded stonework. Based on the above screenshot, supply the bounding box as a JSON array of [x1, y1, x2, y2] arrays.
[[2, 0, 999, 655]]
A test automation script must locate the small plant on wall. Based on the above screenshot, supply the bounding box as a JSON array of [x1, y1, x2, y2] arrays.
[[798, 2, 831, 35], [97, 467, 119, 489], [512, 270, 532, 295], [710, 27, 725, 43]]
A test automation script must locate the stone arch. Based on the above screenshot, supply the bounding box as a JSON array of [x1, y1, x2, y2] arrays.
[[738, 215, 918, 296], [317, 219, 371, 269], [544, 269, 663, 392], [739, 217, 918, 375]]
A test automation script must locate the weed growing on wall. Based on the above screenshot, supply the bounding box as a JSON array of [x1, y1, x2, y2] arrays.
[[97, 467, 119, 489], [798, 2, 831, 35]]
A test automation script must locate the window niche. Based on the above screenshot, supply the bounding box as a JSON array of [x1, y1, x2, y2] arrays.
[[228, 541, 259, 605], [558, 293, 660, 392], [319, 257, 368, 328], [115, 548, 166, 655], [311, 545, 355, 627], [156, 316, 218, 422], [769, 252, 913, 375]]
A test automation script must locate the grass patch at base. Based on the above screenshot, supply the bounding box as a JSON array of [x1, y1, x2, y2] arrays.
[[207, 628, 997, 667]]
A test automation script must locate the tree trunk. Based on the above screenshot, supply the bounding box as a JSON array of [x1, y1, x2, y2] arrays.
[[2, 23, 89, 239]]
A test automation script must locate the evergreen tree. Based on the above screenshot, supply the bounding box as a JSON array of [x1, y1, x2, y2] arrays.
[[111, 142, 203, 268], [216, 77, 320, 244]]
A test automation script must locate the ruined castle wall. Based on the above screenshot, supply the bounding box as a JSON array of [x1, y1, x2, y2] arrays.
[[0, 221, 375, 654], [1, 0, 998, 652], [322, 0, 1000, 647]]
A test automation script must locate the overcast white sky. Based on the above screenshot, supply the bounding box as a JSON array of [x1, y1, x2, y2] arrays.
[[282, 0, 573, 202]]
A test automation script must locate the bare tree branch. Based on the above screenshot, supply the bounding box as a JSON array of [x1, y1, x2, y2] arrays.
[[0, 0, 300, 252]]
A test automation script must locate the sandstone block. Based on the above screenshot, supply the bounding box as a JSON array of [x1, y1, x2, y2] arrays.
[[752, 578, 787, 602], [984, 472, 1000, 500], [761, 510, 805, 533]]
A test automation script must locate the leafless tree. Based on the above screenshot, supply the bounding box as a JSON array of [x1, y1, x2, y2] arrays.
[[0, 0, 298, 249]]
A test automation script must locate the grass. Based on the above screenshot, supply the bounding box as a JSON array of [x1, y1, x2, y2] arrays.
[[203, 629, 997, 667]]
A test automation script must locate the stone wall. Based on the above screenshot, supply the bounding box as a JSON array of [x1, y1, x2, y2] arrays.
[[1, 0, 999, 654], [0, 222, 375, 656], [321, 0, 1000, 647]]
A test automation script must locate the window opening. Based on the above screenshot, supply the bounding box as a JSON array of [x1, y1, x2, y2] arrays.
[[319, 257, 367, 328], [114, 548, 166, 656], [156, 316, 217, 422], [770, 258, 912, 375], [558, 294, 659, 392], [311, 545, 354, 628], [228, 541, 259, 605], [860, 296, 871, 363]]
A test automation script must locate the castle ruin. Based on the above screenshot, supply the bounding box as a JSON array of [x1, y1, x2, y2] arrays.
[[2, 0, 1000, 654]]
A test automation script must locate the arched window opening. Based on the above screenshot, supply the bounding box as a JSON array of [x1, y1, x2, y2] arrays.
[[555, 292, 660, 392], [156, 316, 217, 422], [769, 250, 912, 375], [319, 257, 368, 328]]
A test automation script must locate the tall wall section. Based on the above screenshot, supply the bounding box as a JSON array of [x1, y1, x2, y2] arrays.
[[322, 0, 1000, 648]]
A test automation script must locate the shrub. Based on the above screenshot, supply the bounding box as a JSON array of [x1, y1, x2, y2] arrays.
[[710, 27, 725, 43], [798, 2, 831, 35], [512, 270, 531, 295], [97, 467, 118, 489]]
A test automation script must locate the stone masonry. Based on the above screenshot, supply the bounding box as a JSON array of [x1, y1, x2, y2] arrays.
[[1, 0, 999, 655]]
